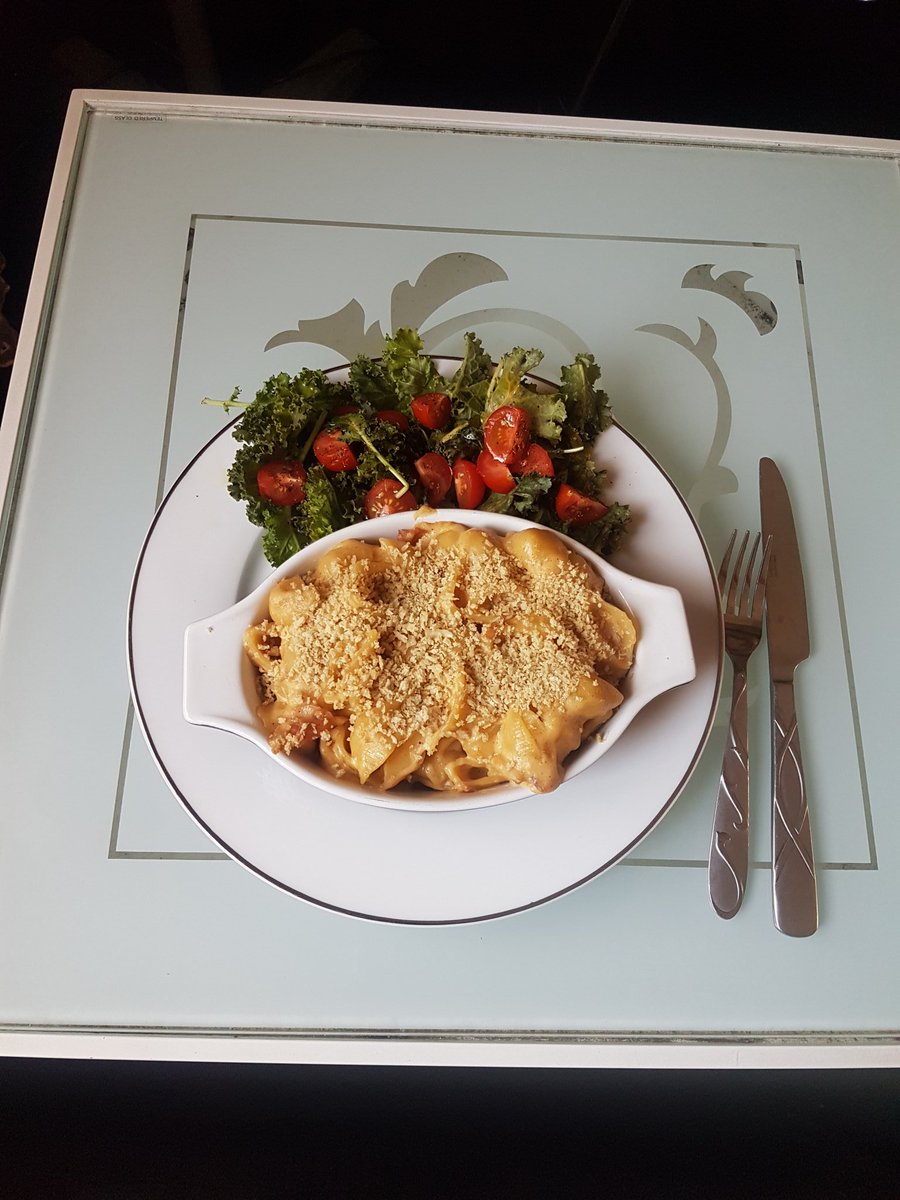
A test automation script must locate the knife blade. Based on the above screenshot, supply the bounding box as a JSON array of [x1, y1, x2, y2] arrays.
[[759, 458, 818, 936]]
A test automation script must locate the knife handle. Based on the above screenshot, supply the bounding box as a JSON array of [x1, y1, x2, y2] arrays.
[[709, 663, 750, 919], [771, 677, 818, 936]]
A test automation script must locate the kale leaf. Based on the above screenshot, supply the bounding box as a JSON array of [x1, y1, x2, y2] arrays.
[[424, 332, 494, 463], [480, 474, 553, 516], [564, 502, 631, 558], [483, 347, 567, 442], [558, 447, 609, 500], [430, 422, 482, 466], [231, 369, 342, 460], [380, 327, 445, 401], [559, 353, 612, 441], [552, 444, 631, 553], [261, 506, 303, 565], [446, 331, 493, 414], [225, 368, 345, 513], [347, 356, 397, 411], [335, 410, 412, 491], [300, 465, 341, 544]]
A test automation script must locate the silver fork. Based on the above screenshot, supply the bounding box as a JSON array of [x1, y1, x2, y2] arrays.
[[708, 530, 773, 919]]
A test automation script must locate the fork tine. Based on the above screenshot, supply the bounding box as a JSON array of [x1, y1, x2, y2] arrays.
[[750, 535, 773, 621], [726, 531, 750, 614], [739, 532, 761, 617], [717, 529, 737, 592]]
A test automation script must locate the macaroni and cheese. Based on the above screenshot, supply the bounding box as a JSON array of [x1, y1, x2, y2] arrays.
[[243, 520, 637, 794]]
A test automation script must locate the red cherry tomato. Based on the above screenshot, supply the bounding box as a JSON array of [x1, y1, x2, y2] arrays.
[[312, 429, 358, 472], [483, 405, 531, 464], [452, 458, 486, 509], [364, 479, 417, 519], [414, 452, 452, 506], [374, 409, 410, 431], [513, 442, 554, 478], [554, 482, 609, 526], [256, 460, 307, 506], [476, 448, 516, 494], [411, 392, 451, 430]]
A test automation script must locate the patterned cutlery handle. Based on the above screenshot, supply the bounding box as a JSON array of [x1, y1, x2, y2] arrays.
[[709, 664, 749, 919], [771, 678, 818, 936]]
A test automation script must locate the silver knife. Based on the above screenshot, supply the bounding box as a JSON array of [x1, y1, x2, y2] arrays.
[[759, 458, 818, 936]]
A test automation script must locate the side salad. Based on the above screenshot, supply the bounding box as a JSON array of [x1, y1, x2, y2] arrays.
[[206, 328, 630, 567]]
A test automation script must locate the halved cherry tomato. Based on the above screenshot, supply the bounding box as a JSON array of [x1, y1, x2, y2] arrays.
[[554, 482, 609, 526], [476, 448, 515, 494], [374, 409, 410, 431], [256, 460, 307, 506], [364, 479, 417, 519], [313, 429, 358, 472], [483, 404, 531, 464], [411, 392, 451, 430], [414, 452, 452, 506], [333, 403, 359, 415], [452, 458, 486, 509], [513, 442, 554, 478]]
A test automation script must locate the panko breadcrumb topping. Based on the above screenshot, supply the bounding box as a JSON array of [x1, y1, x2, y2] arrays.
[[243, 520, 636, 791]]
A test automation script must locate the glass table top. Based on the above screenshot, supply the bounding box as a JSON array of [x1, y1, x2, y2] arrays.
[[1, 92, 898, 1064]]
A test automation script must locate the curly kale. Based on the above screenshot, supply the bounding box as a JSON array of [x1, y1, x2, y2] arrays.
[[549, 443, 630, 556], [446, 332, 493, 413], [564, 502, 631, 558], [231, 369, 343, 457], [209, 327, 630, 567], [297, 465, 336, 542], [559, 353, 612, 441], [379, 327, 445, 401], [334, 410, 412, 491], [483, 347, 567, 442], [557, 447, 609, 501], [347, 356, 397, 411], [480, 474, 553, 516], [429, 422, 483, 466], [260, 506, 303, 566], [225, 368, 345, 511]]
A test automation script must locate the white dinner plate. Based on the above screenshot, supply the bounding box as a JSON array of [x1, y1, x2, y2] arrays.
[[128, 408, 723, 925]]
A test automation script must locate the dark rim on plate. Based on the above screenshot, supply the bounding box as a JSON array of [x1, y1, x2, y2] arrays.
[[127, 361, 725, 925]]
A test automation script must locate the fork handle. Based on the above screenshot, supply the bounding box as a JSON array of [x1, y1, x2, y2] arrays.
[[771, 678, 818, 936], [709, 663, 750, 919]]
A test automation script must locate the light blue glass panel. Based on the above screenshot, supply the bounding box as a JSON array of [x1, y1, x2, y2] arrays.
[[1, 103, 898, 1039]]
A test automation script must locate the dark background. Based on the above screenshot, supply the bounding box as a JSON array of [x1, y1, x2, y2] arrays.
[[2, 1, 900, 1195]]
